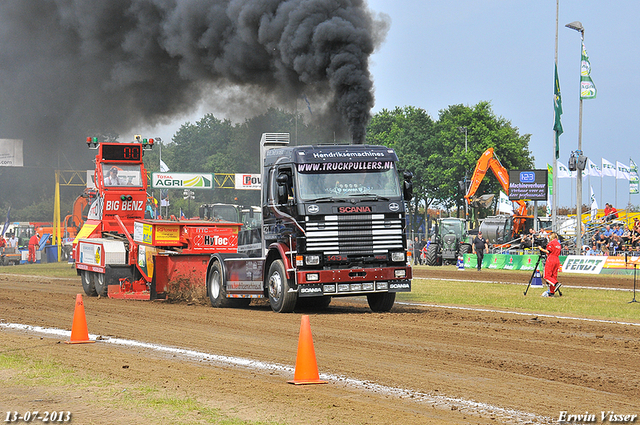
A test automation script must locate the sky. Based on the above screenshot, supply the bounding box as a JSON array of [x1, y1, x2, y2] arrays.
[[129, 0, 640, 210]]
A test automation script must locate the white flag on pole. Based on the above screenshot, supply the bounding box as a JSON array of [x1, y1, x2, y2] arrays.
[[498, 191, 514, 215], [586, 158, 601, 177], [616, 161, 630, 180], [601, 158, 616, 177], [160, 159, 170, 172], [590, 186, 598, 221], [557, 161, 575, 178]]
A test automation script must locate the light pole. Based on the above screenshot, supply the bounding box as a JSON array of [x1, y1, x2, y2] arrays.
[[458, 126, 468, 153], [566, 21, 584, 253], [458, 126, 469, 223]]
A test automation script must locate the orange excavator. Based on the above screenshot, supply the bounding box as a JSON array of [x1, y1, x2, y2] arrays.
[[36, 189, 97, 241], [464, 147, 530, 236]]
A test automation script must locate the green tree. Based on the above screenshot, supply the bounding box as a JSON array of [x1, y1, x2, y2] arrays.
[[366, 102, 534, 226], [158, 108, 335, 210], [366, 106, 437, 232], [432, 102, 533, 214]]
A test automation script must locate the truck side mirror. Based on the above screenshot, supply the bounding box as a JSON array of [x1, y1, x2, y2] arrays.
[[403, 171, 413, 201], [276, 173, 289, 204]]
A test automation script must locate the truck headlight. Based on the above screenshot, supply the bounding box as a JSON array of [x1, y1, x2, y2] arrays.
[[391, 252, 405, 262], [306, 255, 320, 265], [306, 273, 319, 281], [394, 269, 406, 278]]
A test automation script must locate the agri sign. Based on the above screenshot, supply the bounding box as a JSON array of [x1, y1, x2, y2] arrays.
[[152, 172, 213, 189]]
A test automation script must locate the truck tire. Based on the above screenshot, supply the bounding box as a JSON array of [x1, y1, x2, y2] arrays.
[[94, 272, 108, 297], [367, 292, 396, 312], [207, 261, 250, 308], [267, 259, 297, 313], [81, 270, 97, 296], [425, 243, 440, 266], [459, 244, 471, 256]]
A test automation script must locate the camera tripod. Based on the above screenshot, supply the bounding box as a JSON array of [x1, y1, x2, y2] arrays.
[[523, 253, 563, 297], [629, 263, 638, 304]]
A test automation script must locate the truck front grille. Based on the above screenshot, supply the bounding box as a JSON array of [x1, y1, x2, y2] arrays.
[[304, 214, 404, 255]]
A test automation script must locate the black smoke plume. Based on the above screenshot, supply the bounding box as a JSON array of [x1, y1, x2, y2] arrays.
[[0, 0, 388, 160]]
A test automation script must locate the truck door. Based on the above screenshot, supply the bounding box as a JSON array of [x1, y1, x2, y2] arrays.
[[275, 166, 295, 215]]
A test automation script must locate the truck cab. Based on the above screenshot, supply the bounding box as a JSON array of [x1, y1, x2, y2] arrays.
[[256, 133, 413, 312]]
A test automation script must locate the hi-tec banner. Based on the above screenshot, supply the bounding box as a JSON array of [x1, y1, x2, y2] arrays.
[[508, 169, 548, 201], [297, 161, 393, 173], [152, 172, 213, 189], [0, 139, 23, 167]]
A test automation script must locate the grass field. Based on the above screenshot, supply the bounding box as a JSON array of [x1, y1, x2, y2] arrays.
[[0, 261, 78, 278], [400, 276, 640, 323]]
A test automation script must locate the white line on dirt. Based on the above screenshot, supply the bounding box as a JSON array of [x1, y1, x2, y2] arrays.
[[1, 322, 553, 425], [397, 300, 640, 327]]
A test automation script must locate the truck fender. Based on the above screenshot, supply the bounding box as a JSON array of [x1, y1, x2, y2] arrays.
[[206, 253, 247, 293], [266, 242, 294, 280]]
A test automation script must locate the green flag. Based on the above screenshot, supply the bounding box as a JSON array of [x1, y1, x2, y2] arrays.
[[630, 158, 639, 195], [580, 41, 596, 99], [553, 63, 563, 159]]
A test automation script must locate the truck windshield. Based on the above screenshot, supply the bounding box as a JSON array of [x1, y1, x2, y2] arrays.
[[296, 166, 401, 200], [102, 164, 142, 187]]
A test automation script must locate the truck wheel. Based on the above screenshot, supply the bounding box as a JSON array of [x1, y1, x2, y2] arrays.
[[81, 271, 97, 296], [207, 261, 250, 308], [94, 272, 108, 297], [425, 244, 440, 266], [367, 292, 396, 312], [267, 259, 297, 313], [459, 244, 471, 256]]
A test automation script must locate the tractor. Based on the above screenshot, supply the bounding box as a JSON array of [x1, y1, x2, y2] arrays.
[[425, 217, 472, 266]]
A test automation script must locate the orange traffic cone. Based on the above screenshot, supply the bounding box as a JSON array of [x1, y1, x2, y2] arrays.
[[288, 315, 327, 385], [65, 294, 95, 344]]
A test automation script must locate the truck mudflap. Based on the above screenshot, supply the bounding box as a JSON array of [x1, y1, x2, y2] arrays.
[[296, 266, 412, 297]]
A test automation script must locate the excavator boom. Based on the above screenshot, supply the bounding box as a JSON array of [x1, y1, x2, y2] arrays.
[[465, 147, 529, 234]]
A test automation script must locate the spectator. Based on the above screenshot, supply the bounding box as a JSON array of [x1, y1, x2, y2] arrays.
[[631, 218, 640, 247], [8, 233, 18, 248], [420, 238, 428, 265], [621, 225, 632, 246], [412, 237, 420, 265], [602, 224, 614, 246], [609, 234, 621, 256], [472, 231, 487, 271], [591, 228, 602, 252], [520, 228, 535, 249], [602, 203, 611, 222], [610, 204, 619, 220]]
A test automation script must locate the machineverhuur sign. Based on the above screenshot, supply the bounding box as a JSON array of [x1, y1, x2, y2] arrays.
[[508, 169, 548, 201]]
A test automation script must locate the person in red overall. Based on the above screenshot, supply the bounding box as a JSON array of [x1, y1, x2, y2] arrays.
[[28, 233, 40, 263], [539, 232, 562, 297]]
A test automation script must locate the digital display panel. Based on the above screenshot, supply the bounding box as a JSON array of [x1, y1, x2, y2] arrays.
[[101, 144, 141, 162], [507, 169, 548, 201]]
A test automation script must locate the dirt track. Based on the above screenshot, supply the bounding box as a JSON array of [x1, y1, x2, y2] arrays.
[[1, 268, 640, 424]]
